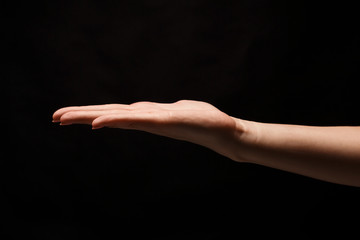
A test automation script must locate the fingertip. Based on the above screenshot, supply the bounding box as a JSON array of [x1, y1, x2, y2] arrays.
[[52, 106, 75, 123], [92, 122, 103, 130], [92, 117, 106, 130], [92, 114, 121, 129], [52, 114, 59, 122], [52, 109, 64, 122], [58, 112, 75, 126], [92, 119, 101, 129]]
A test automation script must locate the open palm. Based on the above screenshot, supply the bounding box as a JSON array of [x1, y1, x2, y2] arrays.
[[53, 100, 240, 158]]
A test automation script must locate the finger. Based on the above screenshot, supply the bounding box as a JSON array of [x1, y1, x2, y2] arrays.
[[52, 104, 129, 122], [59, 109, 130, 125], [91, 111, 171, 130]]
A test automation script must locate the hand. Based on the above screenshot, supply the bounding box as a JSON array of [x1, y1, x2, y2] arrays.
[[52, 100, 360, 186], [53, 100, 243, 159]]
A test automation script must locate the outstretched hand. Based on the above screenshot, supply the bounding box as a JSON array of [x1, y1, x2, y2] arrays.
[[52, 99, 360, 186], [53, 100, 243, 160]]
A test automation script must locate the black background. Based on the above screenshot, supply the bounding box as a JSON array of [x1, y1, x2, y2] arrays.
[[2, 0, 360, 239]]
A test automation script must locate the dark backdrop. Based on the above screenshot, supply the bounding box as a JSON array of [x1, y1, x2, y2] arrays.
[[3, 0, 360, 239]]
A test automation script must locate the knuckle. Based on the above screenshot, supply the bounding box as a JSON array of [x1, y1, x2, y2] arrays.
[[175, 100, 189, 104]]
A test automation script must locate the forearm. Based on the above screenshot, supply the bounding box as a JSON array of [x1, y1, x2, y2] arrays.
[[229, 118, 360, 187]]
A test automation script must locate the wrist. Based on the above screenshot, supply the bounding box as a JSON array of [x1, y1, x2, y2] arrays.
[[229, 118, 261, 163]]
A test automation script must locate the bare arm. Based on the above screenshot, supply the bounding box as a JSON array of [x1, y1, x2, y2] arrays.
[[232, 119, 360, 186], [52, 100, 360, 187]]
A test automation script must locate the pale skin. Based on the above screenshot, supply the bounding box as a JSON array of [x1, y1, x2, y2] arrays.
[[52, 100, 360, 187]]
